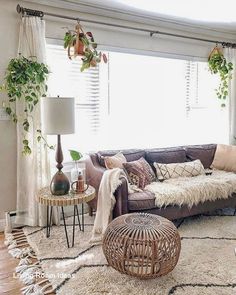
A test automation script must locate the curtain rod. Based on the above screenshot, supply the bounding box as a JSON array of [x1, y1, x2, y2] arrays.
[[16, 4, 236, 48]]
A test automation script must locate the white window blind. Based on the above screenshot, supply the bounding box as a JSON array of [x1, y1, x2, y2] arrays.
[[184, 60, 228, 144]]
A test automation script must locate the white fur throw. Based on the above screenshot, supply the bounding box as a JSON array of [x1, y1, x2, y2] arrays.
[[145, 170, 236, 208]]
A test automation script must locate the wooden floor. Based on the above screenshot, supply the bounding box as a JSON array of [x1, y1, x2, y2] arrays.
[[0, 233, 24, 295]]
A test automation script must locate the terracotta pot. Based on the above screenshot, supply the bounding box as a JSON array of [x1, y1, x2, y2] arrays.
[[74, 39, 84, 56], [74, 24, 85, 56]]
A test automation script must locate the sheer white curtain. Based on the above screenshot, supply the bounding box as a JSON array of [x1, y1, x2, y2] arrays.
[[15, 17, 51, 226], [224, 47, 236, 145]]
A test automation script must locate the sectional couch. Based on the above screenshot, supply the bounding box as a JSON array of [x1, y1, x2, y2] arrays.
[[85, 144, 236, 220]]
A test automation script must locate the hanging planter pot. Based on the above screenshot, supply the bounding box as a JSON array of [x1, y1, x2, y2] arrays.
[[64, 24, 84, 59], [64, 23, 107, 71], [208, 45, 233, 107], [73, 24, 85, 56]]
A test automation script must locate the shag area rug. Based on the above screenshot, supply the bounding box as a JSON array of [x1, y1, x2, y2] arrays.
[[20, 209, 236, 295]]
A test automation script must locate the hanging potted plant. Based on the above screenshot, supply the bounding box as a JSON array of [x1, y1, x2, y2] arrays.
[[208, 46, 233, 107], [0, 55, 54, 154], [63, 23, 107, 71]]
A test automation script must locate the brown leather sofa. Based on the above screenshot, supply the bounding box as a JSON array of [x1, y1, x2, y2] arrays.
[[85, 144, 236, 220]]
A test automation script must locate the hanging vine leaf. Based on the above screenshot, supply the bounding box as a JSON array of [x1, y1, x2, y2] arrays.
[[0, 55, 52, 155], [208, 46, 233, 107]]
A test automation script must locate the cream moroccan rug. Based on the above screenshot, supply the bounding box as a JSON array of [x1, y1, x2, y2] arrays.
[[17, 209, 236, 295]]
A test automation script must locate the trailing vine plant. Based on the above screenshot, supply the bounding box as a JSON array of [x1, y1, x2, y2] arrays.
[[208, 46, 233, 107], [0, 55, 54, 155], [63, 23, 107, 71]]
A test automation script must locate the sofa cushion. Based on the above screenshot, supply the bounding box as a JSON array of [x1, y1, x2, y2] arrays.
[[211, 144, 236, 172], [145, 147, 187, 170], [154, 159, 205, 180], [185, 144, 216, 169], [104, 152, 127, 169], [123, 157, 156, 189], [97, 149, 145, 168], [128, 191, 156, 211]]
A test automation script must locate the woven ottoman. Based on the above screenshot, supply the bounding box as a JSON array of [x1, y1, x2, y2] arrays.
[[102, 213, 181, 279]]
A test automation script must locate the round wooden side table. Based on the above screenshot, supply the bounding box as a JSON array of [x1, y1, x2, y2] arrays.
[[37, 185, 95, 248]]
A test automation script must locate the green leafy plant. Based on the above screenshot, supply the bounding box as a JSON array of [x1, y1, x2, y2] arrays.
[[64, 23, 107, 71], [0, 55, 54, 154], [69, 149, 83, 162], [208, 46, 233, 107]]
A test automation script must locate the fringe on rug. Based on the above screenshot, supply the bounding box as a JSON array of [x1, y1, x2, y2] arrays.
[[21, 279, 54, 295], [5, 228, 55, 295]]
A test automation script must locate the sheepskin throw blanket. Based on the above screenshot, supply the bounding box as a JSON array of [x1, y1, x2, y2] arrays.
[[145, 170, 236, 208], [90, 168, 129, 244]]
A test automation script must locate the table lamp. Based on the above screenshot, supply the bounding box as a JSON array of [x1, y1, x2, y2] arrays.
[[41, 97, 75, 195]]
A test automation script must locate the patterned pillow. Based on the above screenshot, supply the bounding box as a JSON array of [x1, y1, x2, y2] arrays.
[[104, 152, 127, 169], [154, 159, 205, 180], [123, 157, 156, 189]]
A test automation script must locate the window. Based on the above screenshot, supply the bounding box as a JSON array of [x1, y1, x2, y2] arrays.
[[46, 43, 228, 159], [46, 43, 108, 161], [185, 60, 228, 144]]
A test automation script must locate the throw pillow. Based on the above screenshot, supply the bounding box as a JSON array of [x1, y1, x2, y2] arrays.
[[104, 152, 127, 169], [211, 144, 236, 172], [123, 157, 156, 189], [154, 159, 205, 180]]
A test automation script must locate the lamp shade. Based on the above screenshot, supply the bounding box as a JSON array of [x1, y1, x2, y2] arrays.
[[41, 97, 75, 135]]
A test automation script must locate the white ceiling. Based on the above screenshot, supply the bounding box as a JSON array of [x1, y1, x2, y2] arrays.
[[63, 0, 236, 32]]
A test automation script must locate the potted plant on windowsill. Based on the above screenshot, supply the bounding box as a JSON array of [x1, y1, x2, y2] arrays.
[[0, 55, 54, 154], [63, 23, 107, 71], [208, 46, 233, 107]]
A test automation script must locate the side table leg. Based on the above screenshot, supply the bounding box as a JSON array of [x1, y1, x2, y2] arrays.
[[72, 205, 76, 247], [75, 205, 81, 231], [61, 206, 70, 248], [48, 206, 53, 236], [46, 205, 49, 238], [82, 202, 84, 232]]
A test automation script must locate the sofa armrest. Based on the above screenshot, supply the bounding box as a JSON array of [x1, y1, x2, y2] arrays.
[[85, 154, 106, 211], [113, 177, 129, 218]]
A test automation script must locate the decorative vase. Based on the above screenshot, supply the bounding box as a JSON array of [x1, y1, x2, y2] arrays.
[[50, 171, 70, 195]]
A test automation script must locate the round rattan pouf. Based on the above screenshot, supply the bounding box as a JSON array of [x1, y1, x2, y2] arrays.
[[102, 213, 181, 279]]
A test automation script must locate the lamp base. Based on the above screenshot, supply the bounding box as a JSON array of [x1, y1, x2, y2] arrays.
[[50, 171, 70, 196]]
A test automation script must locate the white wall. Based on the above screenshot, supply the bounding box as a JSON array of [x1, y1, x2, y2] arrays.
[[0, 0, 236, 221], [0, 0, 19, 221]]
